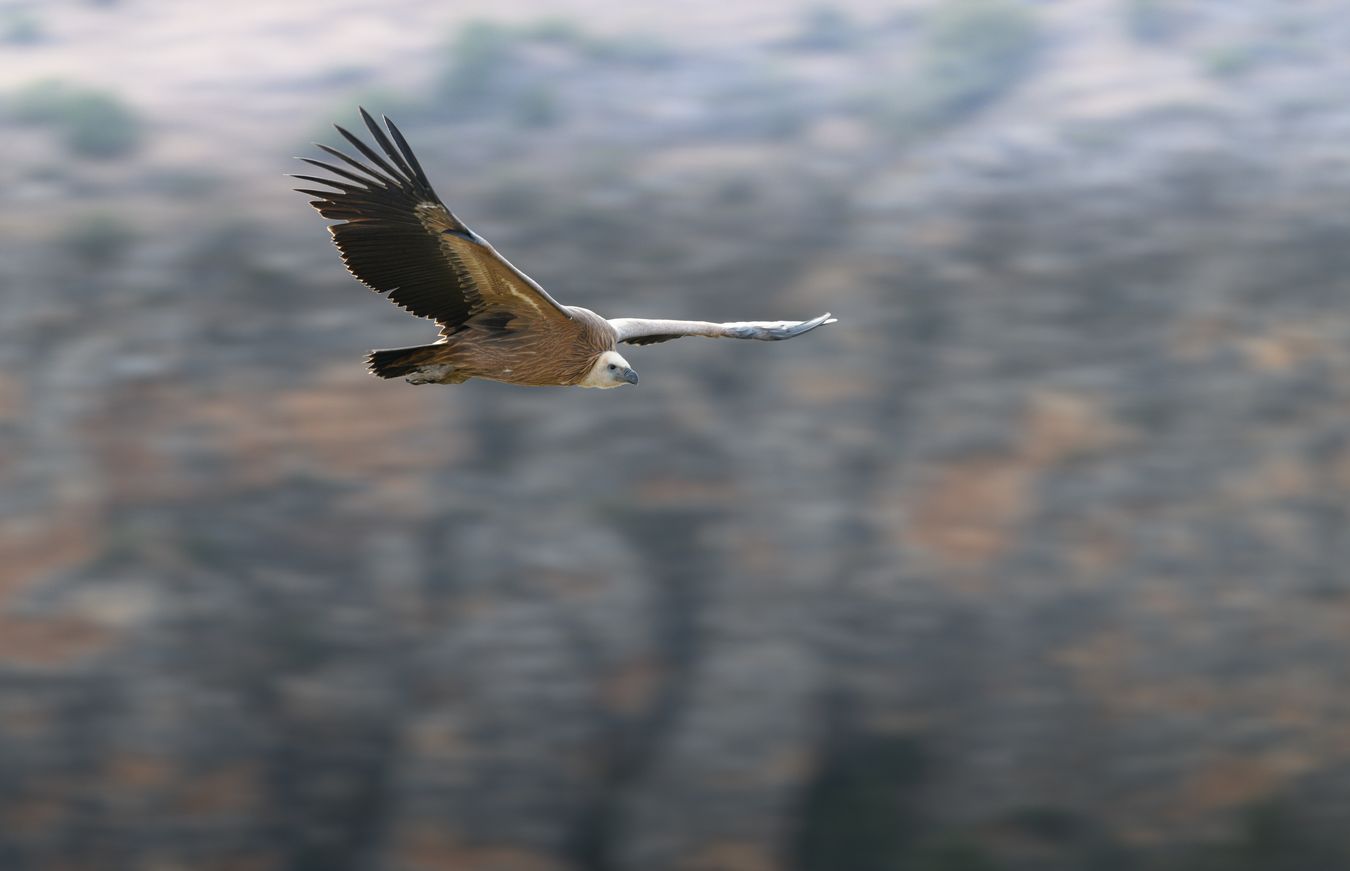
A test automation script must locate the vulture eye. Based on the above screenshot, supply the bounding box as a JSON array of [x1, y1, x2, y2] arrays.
[[608, 364, 617, 371]]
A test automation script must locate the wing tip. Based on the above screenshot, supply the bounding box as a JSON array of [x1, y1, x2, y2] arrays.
[[359, 105, 385, 133], [794, 313, 835, 334]]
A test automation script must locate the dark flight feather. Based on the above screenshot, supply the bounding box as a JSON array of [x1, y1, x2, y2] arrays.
[[384, 116, 434, 191], [298, 109, 576, 331], [315, 143, 399, 187], [624, 333, 684, 346], [358, 108, 420, 188], [298, 125, 483, 325], [334, 122, 405, 185]]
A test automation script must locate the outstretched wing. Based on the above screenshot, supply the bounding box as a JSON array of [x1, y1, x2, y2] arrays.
[[293, 108, 573, 330], [608, 312, 836, 346]]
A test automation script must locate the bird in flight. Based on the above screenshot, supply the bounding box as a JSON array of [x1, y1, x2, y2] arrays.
[[294, 109, 836, 388]]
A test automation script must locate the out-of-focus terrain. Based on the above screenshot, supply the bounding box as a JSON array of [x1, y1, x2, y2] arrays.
[[4, 0, 1350, 868]]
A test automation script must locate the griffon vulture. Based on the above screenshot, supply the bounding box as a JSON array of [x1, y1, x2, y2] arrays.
[[294, 109, 836, 388]]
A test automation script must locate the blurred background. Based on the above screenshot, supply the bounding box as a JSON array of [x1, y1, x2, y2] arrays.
[[3, 0, 1350, 868]]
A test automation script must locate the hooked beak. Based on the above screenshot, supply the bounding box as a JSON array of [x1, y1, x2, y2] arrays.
[[621, 367, 639, 385]]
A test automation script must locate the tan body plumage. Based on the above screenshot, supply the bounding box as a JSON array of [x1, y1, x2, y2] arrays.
[[294, 110, 835, 389], [398, 306, 617, 387]]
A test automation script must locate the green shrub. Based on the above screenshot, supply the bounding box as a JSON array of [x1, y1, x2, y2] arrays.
[[511, 85, 560, 128], [867, 0, 1041, 138], [12, 79, 65, 122], [436, 16, 677, 113], [712, 65, 810, 139], [793, 735, 928, 871], [1170, 801, 1350, 871], [11, 79, 144, 158], [146, 168, 222, 199], [576, 32, 675, 67], [432, 16, 672, 124], [437, 20, 518, 103], [911, 835, 999, 871], [1202, 42, 1261, 79], [61, 214, 136, 268], [518, 16, 587, 45], [789, 5, 857, 52], [1124, 0, 1187, 44], [913, 0, 1042, 122], [2, 10, 44, 44]]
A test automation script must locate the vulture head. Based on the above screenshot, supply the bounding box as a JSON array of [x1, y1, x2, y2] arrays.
[[581, 351, 639, 388]]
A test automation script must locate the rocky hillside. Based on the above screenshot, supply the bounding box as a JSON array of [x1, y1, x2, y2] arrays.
[[3, 0, 1350, 868]]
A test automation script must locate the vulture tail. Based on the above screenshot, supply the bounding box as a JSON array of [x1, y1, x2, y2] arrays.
[[366, 345, 447, 380]]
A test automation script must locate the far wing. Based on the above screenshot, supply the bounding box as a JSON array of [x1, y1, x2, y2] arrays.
[[609, 312, 836, 346], [293, 108, 573, 331]]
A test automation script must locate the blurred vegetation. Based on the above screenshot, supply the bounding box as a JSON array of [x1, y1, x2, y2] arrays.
[[514, 14, 676, 66], [575, 32, 675, 67], [910, 836, 999, 871], [1202, 41, 1262, 79], [793, 735, 928, 871], [517, 16, 587, 45], [144, 168, 224, 199], [865, 0, 1042, 138], [181, 220, 297, 304], [434, 17, 673, 118], [712, 64, 811, 139], [790, 737, 1347, 870], [437, 19, 518, 104], [1168, 801, 1350, 871], [913, 0, 1042, 121], [1, 9, 44, 45], [60, 213, 136, 269], [791, 736, 1004, 871], [510, 85, 561, 129], [9, 79, 144, 159], [786, 5, 859, 52], [1123, 0, 1189, 44]]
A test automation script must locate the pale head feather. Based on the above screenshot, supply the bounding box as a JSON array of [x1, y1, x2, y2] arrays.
[[579, 350, 636, 389]]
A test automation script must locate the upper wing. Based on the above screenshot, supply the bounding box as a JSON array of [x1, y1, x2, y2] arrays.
[[608, 312, 836, 346], [293, 108, 573, 330]]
